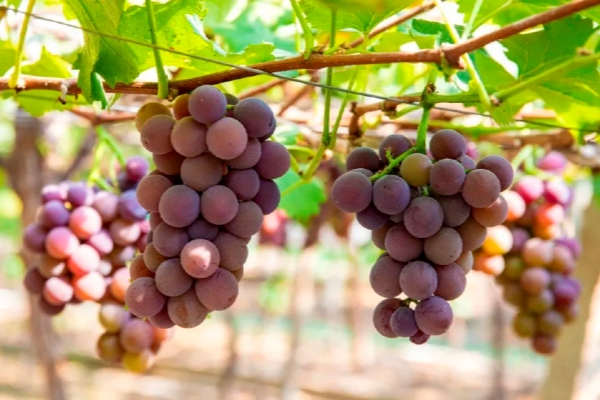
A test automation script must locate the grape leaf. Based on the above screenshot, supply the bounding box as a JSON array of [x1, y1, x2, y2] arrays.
[[410, 19, 464, 46], [276, 170, 327, 223], [0, 40, 16, 76], [299, 0, 414, 34], [63, 0, 138, 103], [501, 16, 600, 127], [7, 48, 76, 116], [118, 0, 275, 76]]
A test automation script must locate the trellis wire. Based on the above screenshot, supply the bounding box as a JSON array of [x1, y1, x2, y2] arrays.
[[2, 6, 598, 134]]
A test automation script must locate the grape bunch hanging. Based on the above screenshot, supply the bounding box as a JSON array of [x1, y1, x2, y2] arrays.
[[23, 157, 150, 315], [473, 151, 581, 354], [129, 85, 290, 329], [332, 130, 513, 344]]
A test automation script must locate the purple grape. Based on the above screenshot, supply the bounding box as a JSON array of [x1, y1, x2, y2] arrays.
[[414, 296, 453, 335], [409, 329, 431, 345], [356, 204, 389, 230], [233, 97, 276, 138], [41, 184, 65, 203], [188, 85, 227, 124], [67, 183, 94, 207], [390, 307, 419, 337], [118, 190, 147, 222], [125, 156, 150, 182], [372, 175, 410, 215], [399, 261, 438, 300], [537, 151, 567, 173]]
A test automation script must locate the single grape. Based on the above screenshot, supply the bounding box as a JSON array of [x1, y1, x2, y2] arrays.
[[92, 191, 119, 223], [353, 168, 374, 177], [152, 151, 186, 175], [43, 277, 74, 306], [520, 267, 551, 294], [472, 195, 508, 228], [254, 141, 291, 180], [473, 253, 504, 275], [227, 138, 262, 169], [503, 190, 526, 222], [455, 251, 473, 275], [167, 288, 210, 328], [434, 263, 466, 301], [371, 222, 392, 250], [429, 159, 466, 196], [512, 312, 537, 338], [390, 307, 419, 338], [37, 200, 70, 229], [206, 117, 248, 160], [356, 205, 388, 230], [67, 183, 94, 207], [109, 267, 131, 302], [152, 222, 189, 257], [68, 206, 102, 240], [143, 243, 166, 273], [38, 254, 66, 278], [537, 151, 567, 173], [476, 155, 513, 191], [346, 147, 380, 172], [482, 225, 513, 256], [122, 349, 155, 373], [532, 334, 557, 355], [109, 219, 141, 247], [534, 203, 565, 227], [372, 175, 410, 215], [372, 298, 401, 338], [200, 185, 239, 225], [409, 330, 431, 345], [23, 223, 48, 253], [399, 153, 432, 187], [24, 267, 46, 294], [41, 184, 66, 204], [549, 245, 575, 273], [86, 229, 114, 256], [148, 306, 176, 329], [155, 258, 194, 297], [414, 296, 453, 335], [180, 239, 220, 278], [170, 116, 208, 157], [459, 155, 476, 170], [233, 97, 275, 138], [120, 319, 155, 354], [118, 190, 147, 222], [438, 195, 470, 227], [544, 178, 570, 205], [462, 169, 501, 208], [225, 201, 264, 238], [522, 238, 553, 266], [125, 277, 166, 318], [96, 332, 125, 363], [213, 232, 248, 272], [73, 271, 106, 301], [224, 169, 260, 201], [45, 227, 79, 260], [399, 261, 438, 300], [188, 85, 227, 124], [159, 185, 200, 228], [378, 135, 411, 164], [424, 227, 462, 265], [456, 218, 487, 252], [369, 255, 404, 298], [527, 289, 554, 314], [136, 174, 173, 213], [173, 94, 191, 120], [130, 254, 155, 280], [140, 114, 175, 155], [109, 245, 136, 267], [332, 171, 375, 213], [252, 179, 281, 215], [149, 212, 164, 229], [384, 224, 423, 262], [537, 310, 565, 335], [403, 197, 444, 239], [429, 130, 467, 160], [186, 217, 219, 241], [195, 268, 239, 311], [135, 102, 171, 131], [513, 176, 544, 204]]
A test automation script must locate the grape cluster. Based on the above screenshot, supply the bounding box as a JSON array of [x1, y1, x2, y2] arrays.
[[130, 85, 289, 329], [22, 157, 150, 315], [473, 151, 581, 354], [96, 303, 172, 372], [332, 130, 513, 344]]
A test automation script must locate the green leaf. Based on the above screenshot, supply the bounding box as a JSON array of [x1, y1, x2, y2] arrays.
[[8, 48, 75, 116], [0, 40, 16, 76], [63, 0, 138, 103], [457, 0, 521, 30], [411, 19, 464, 46], [500, 15, 600, 126], [372, 31, 413, 52], [118, 0, 275, 76], [276, 170, 326, 223], [300, 0, 414, 34]]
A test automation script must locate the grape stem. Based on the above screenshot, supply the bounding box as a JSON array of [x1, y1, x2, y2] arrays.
[[145, 0, 169, 99], [369, 147, 417, 182], [8, 0, 35, 88], [329, 65, 359, 150], [510, 144, 534, 171], [434, 0, 493, 112], [290, 0, 315, 59]]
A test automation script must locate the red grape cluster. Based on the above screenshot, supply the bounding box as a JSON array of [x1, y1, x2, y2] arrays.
[[331, 130, 513, 344], [473, 151, 581, 354], [96, 303, 172, 373], [130, 85, 290, 329], [22, 157, 150, 315]]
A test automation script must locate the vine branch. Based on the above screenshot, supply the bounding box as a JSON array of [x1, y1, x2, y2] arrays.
[[1, 0, 597, 96]]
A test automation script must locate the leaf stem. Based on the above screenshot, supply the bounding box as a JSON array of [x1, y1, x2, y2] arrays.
[[461, 0, 484, 40], [329, 66, 359, 150], [369, 147, 416, 182], [510, 144, 533, 171], [290, 0, 315, 59], [493, 52, 600, 102], [434, 0, 492, 111], [9, 0, 35, 88], [145, 0, 168, 99]]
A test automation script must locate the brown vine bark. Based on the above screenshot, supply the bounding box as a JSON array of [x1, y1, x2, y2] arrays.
[[7, 110, 66, 400]]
